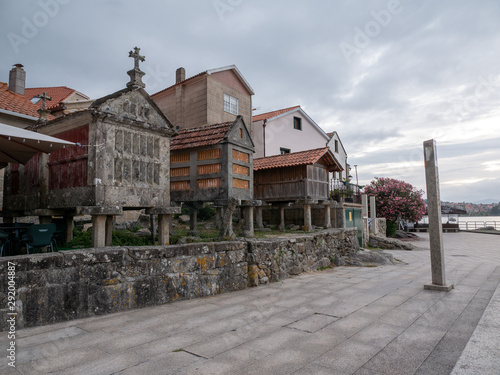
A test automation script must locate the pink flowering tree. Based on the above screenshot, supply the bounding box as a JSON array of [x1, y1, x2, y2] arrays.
[[363, 177, 426, 226]]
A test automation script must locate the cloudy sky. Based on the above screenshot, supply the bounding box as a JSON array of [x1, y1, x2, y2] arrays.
[[1, 0, 500, 203]]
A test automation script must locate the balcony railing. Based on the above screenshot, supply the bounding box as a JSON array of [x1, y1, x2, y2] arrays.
[[330, 179, 362, 204]]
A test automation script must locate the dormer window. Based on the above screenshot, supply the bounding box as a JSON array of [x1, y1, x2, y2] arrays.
[[224, 94, 238, 115], [293, 117, 302, 130]]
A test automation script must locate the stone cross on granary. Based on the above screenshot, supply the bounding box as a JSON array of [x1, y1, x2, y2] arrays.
[[127, 46, 146, 89], [36, 92, 52, 122], [129, 47, 145, 70]]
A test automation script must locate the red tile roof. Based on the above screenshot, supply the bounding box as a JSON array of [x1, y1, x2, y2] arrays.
[[24, 86, 82, 109], [254, 147, 342, 171], [252, 105, 301, 122], [0, 82, 54, 120], [170, 121, 233, 151]]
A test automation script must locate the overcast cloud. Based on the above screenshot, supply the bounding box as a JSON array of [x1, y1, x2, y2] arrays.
[[1, 0, 499, 203]]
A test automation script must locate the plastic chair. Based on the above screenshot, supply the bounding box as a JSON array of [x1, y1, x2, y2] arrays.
[[0, 230, 9, 257], [22, 224, 56, 254]]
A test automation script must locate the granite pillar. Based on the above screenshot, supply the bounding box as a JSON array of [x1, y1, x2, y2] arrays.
[[105, 215, 113, 246], [323, 202, 331, 228], [64, 215, 74, 243], [369, 195, 377, 234], [362, 194, 368, 217], [255, 206, 264, 229], [304, 204, 312, 231], [243, 206, 254, 238], [423, 139, 453, 292], [188, 207, 199, 237], [278, 205, 286, 231], [92, 215, 106, 248], [158, 214, 171, 245]]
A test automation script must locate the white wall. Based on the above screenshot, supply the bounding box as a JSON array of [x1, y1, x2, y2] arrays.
[[327, 132, 348, 179], [252, 111, 328, 158]]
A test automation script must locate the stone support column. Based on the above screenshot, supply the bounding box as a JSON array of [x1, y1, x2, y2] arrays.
[[188, 207, 199, 237], [423, 139, 453, 292], [92, 215, 106, 248], [105, 215, 113, 246], [303, 204, 312, 231], [150, 214, 157, 245], [362, 194, 368, 217], [218, 199, 237, 239], [369, 195, 377, 234], [158, 214, 171, 245], [322, 202, 331, 228], [243, 206, 254, 237], [215, 207, 223, 229], [64, 215, 74, 243], [278, 205, 286, 231], [255, 206, 264, 229]]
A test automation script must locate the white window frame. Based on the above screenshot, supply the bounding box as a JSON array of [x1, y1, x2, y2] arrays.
[[224, 94, 238, 115]]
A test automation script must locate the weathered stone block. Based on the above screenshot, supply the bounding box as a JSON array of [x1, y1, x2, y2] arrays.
[[127, 247, 164, 260], [248, 264, 259, 287]]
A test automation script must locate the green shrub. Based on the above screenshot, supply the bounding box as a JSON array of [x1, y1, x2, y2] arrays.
[[386, 220, 398, 237], [198, 204, 216, 221], [63, 228, 153, 249], [64, 228, 92, 248], [112, 231, 153, 246]]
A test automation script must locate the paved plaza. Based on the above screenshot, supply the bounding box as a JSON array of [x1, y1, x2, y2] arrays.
[[2, 232, 499, 374]]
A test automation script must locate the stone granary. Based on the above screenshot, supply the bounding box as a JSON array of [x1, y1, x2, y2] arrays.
[[253, 147, 343, 231], [2, 47, 179, 247], [169, 116, 258, 237]]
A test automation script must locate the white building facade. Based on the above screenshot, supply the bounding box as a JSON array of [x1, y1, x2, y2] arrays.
[[252, 105, 349, 180]]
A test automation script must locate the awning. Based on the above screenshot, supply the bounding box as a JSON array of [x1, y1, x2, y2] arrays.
[[0, 122, 76, 168]]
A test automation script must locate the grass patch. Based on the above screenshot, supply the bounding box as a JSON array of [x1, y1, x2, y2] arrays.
[[60, 227, 153, 250]]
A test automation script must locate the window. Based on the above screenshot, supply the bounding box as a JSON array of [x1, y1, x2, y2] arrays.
[[335, 140, 339, 153], [280, 147, 291, 154], [293, 117, 302, 130], [224, 94, 238, 115]]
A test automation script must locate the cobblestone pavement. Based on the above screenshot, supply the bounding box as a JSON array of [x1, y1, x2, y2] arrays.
[[1, 232, 499, 375]]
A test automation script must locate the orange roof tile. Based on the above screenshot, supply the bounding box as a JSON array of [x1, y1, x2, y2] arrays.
[[24, 86, 82, 110], [171, 121, 233, 151], [254, 147, 342, 171], [0, 82, 54, 120], [252, 105, 301, 122]]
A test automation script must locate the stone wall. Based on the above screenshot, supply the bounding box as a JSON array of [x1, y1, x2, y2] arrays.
[[247, 228, 358, 286], [0, 228, 358, 330]]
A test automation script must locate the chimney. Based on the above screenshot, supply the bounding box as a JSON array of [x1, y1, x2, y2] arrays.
[[176, 67, 185, 83], [9, 64, 26, 95]]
